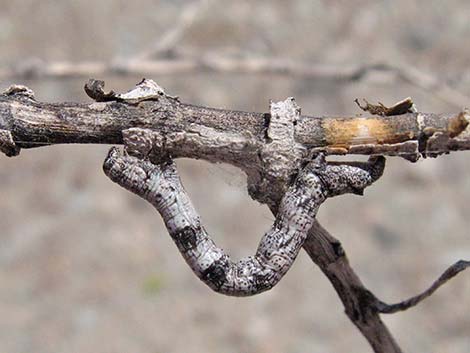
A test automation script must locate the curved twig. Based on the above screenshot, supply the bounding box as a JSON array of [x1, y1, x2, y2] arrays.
[[1, 79, 469, 352], [376, 260, 470, 314]]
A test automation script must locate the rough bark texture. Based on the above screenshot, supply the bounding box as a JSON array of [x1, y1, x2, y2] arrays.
[[302, 221, 404, 352], [2, 80, 469, 206], [1, 80, 469, 353], [1, 81, 469, 161]]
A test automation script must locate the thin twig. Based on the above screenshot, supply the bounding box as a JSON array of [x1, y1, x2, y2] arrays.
[[376, 260, 470, 314], [132, 0, 212, 60], [1, 56, 468, 108], [1, 80, 469, 353]]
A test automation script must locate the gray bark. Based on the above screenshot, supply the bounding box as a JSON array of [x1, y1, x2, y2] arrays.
[[1, 79, 469, 353]]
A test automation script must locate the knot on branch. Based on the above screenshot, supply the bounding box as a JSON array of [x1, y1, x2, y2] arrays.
[[248, 97, 306, 206], [2, 84, 35, 100], [84, 78, 178, 104], [122, 128, 167, 163], [418, 109, 470, 158], [0, 129, 20, 157]]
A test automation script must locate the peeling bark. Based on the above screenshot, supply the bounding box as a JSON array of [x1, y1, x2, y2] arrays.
[[1, 80, 469, 164], [0, 79, 468, 353]]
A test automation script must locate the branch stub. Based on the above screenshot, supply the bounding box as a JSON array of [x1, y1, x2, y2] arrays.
[[2, 84, 35, 100], [0, 129, 20, 157]]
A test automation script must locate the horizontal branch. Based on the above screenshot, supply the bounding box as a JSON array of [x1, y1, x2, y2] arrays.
[[2, 56, 469, 108], [1, 81, 469, 166], [0, 56, 378, 80], [1, 79, 469, 353]]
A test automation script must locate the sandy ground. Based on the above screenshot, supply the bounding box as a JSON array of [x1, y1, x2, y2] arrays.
[[0, 1, 469, 352]]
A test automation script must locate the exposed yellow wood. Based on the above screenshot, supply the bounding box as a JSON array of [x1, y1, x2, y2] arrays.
[[323, 118, 414, 147]]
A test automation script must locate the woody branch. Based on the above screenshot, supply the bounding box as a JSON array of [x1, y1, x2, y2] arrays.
[[0, 79, 469, 353]]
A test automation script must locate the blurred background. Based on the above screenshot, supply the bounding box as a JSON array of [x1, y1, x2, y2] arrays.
[[0, 1, 469, 352]]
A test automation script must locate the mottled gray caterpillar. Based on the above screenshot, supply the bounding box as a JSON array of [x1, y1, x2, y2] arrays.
[[103, 135, 384, 296]]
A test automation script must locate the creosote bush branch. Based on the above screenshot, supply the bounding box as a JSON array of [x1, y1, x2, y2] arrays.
[[0, 79, 468, 353]]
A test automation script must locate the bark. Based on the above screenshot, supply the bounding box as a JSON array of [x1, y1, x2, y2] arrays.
[[303, 221, 403, 353], [1, 82, 469, 162], [1, 80, 469, 353]]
